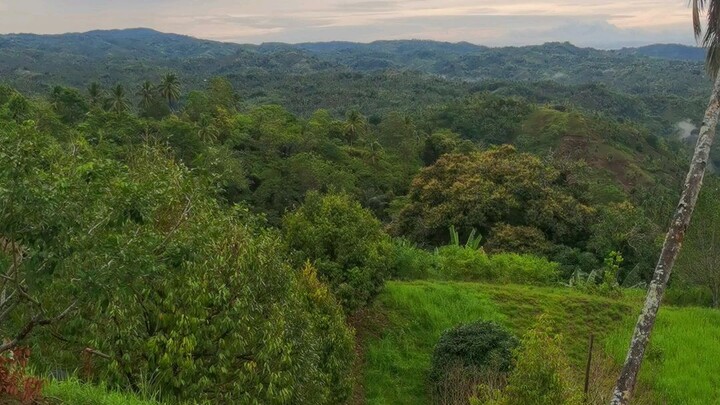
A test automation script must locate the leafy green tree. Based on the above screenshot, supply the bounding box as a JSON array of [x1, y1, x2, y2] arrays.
[[587, 202, 659, 283], [421, 129, 473, 165], [391, 145, 594, 248], [0, 120, 77, 354], [0, 118, 355, 403], [6, 94, 31, 122], [426, 94, 533, 144], [207, 76, 239, 111], [484, 224, 551, 255], [159, 73, 181, 110], [283, 192, 393, 312], [50, 86, 89, 125]]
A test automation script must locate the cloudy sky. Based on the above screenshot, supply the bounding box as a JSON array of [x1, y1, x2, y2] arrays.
[[0, 0, 700, 48]]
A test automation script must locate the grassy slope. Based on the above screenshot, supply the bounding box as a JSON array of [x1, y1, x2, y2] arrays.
[[361, 281, 638, 404], [361, 281, 719, 405], [605, 307, 720, 404]]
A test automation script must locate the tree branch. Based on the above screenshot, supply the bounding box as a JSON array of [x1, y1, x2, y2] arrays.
[[0, 301, 77, 353]]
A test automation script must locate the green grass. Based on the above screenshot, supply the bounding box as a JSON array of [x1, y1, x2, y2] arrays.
[[363, 281, 505, 404], [605, 307, 720, 405], [361, 281, 639, 404], [43, 379, 159, 405]]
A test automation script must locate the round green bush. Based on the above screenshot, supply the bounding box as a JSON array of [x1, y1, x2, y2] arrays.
[[429, 321, 518, 386]]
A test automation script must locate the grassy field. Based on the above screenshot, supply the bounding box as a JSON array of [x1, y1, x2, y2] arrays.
[[359, 280, 719, 405], [605, 307, 720, 405]]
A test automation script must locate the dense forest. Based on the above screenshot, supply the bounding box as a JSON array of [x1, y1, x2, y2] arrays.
[[2, 29, 720, 405]]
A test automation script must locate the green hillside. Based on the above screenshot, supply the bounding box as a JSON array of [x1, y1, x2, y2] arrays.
[[359, 281, 718, 405]]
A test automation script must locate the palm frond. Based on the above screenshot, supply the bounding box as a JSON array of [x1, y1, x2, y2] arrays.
[[692, 0, 720, 76]]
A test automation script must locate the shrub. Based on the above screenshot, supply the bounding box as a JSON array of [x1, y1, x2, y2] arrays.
[[390, 238, 439, 280], [0, 347, 43, 404], [566, 251, 623, 297], [664, 285, 714, 307], [489, 253, 560, 284], [283, 191, 393, 312], [503, 324, 581, 404], [435, 246, 559, 285], [475, 318, 582, 405], [429, 321, 518, 397]]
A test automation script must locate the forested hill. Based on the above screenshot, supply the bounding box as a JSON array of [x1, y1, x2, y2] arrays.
[[0, 29, 710, 104], [617, 44, 706, 62]]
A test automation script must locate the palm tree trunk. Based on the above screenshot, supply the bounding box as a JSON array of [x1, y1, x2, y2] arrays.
[[611, 73, 720, 404]]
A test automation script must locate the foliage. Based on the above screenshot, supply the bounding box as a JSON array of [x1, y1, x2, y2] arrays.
[[475, 318, 582, 405], [421, 129, 474, 165], [435, 247, 559, 285], [429, 321, 518, 397], [388, 236, 558, 285], [390, 238, 439, 280], [676, 175, 720, 307], [50, 85, 89, 125], [0, 348, 43, 404], [43, 378, 159, 405], [566, 251, 624, 297], [424, 94, 533, 144], [283, 191, 393, 313], [484, 224, 551, 255], [448, 225, 482, 250], [0, 120, 355, 404], [587, 202, 660, 282], [391, 145, 594, 248]]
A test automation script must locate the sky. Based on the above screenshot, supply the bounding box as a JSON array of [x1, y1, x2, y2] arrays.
[[0, 0, 701, 48]]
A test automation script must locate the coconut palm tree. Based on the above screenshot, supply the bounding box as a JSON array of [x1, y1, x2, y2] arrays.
[[611, 3, 720, 404], [197, 114, 219, 143], [107, 84, 129, 114], [694, 0, 720, 76], [159, 73, 181, 110], [87, 82, 103, 107], [137, 81, 155, 110], [343, 110, 367, 146]]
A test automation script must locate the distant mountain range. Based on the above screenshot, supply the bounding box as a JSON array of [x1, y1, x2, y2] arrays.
[[0, 28, 709, 129], [618, 44, 706, 62]]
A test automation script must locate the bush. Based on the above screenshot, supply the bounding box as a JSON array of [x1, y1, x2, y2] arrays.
[[435, 246, 559, 284], [0, 348, 43, 404], [283, 191, 393, 312], [475, 318, 582, 405], [390, 238, 439, 280], [429, 321, 518, 396], [664, 285, 714, 308]]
